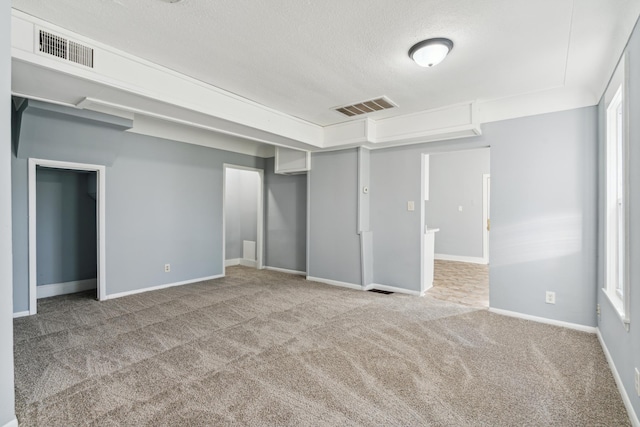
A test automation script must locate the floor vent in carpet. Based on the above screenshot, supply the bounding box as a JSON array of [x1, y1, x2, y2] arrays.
[[368, 289, 394, 295]]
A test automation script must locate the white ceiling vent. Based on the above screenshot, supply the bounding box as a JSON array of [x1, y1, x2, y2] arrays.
[[39, 29, 94, 68], [335, 97, 396, 117]]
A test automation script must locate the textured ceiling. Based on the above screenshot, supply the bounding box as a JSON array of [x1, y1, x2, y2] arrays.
[[11, 0, 640, 126]]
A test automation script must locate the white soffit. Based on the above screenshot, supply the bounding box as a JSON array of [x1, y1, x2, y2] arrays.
[[129, 115, 276, 158], [9, 2, 640, 152]]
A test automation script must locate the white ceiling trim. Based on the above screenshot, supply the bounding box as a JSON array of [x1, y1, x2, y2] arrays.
[[10, 8, 608, 154]]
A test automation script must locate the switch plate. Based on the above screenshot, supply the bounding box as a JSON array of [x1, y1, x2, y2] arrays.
[[407, 201, 415, 211], [545, 291, 555, 304], [164, 264, 170, 273]]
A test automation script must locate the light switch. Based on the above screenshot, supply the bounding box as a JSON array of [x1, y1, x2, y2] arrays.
[[407, 201, 415, 211]]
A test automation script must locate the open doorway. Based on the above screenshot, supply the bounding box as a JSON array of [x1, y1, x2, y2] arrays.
[[28, 158, 106, 315], [421, 148, 490, 307], [223, 165, 264, 274]]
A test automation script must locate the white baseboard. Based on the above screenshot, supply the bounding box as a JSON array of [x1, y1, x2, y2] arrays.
[[13, 310, 30, 318], [37, 278, 97, 299], [435, 254, 487, 265], [1, 417, 18, 427], [488, 308, 597, 333], [225, 258, 257, 268], [365, 283, 423, 297], [597, 329, 640, 427], [239, 259, 257, 268], [306, 276, 362, 291], [265, 266, 306, 276], [104, 274, 223, 300]]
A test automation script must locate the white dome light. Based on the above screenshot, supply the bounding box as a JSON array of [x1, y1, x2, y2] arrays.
[[409, 38, 454, 68]]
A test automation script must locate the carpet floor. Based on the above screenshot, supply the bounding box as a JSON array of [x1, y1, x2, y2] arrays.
[[14, 266, 628, 426]]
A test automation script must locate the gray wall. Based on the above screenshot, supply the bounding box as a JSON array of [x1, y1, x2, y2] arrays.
[[597, 18, 640, 419], [426, 148, 490, 258], [0, 0, 16, 425], [327, 107, 596, 327], [16, 100, 131, 165], [308, 149, 361, 285], [36, 168, 97, 285], [224, 167, 259, 260], [12, 105, 264, 311], [264, 157, 307, 272]]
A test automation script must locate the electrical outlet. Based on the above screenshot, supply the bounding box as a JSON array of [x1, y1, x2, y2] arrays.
[[164, 264, 170, 273], [596, 304, 601, 316], [545, 291, 556, 304], [635, 368, 639, 397]]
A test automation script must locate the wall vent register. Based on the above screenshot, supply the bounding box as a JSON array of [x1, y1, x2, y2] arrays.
[[39, 30, 94, 68], [335, 97, 396, 117]]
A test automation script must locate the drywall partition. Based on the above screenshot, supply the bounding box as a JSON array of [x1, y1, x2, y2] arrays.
[[15, 99, 132, 164], [12, 103, 265, 312], [264, 157, 307, 273], [368, 107, 597, 326], [225, 167, 259, 261], [36, 169, 97, 286], [0, 0, 16, 425], [358, 148, 373, 287], [307, 149, 362, 286], [597, 17, 640, 422], [425, 148, 490, 259]]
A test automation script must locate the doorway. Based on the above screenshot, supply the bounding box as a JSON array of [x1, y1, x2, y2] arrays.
[[28, 158, 106, 315], [421, 148, 490, 307], [222, 164, 264, 274]]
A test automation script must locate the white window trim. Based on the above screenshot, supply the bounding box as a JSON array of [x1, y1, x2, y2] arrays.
[[602, 53, 630, 329]]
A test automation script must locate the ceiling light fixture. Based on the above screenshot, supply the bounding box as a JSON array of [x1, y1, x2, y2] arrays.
[[408, 38, 454, 68]]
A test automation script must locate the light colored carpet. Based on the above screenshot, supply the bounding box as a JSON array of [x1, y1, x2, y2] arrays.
[[14, 266, 628, 426]]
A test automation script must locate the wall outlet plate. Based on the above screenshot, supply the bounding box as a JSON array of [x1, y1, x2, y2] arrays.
[[545, 291, 555, 304], [164, 263, 170, 273]]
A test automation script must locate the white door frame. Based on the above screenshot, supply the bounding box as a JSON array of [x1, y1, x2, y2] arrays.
[[222, 164, 264, 276], [482, 173, 491, 264], [28, 158, 107, 315]]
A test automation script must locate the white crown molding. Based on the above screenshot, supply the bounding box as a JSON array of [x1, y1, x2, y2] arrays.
[[11, 9, 601, 156]]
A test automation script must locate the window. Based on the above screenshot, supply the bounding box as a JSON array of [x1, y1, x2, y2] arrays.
[[604, 80, 630, 326]]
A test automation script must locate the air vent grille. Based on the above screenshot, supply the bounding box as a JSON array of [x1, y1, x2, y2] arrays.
[[38, 30, 94, 68], [69, 41, 94, 68], [368, 289, 395, 295], [335, 97, 396, 117], [39, 30, 67, 59]]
